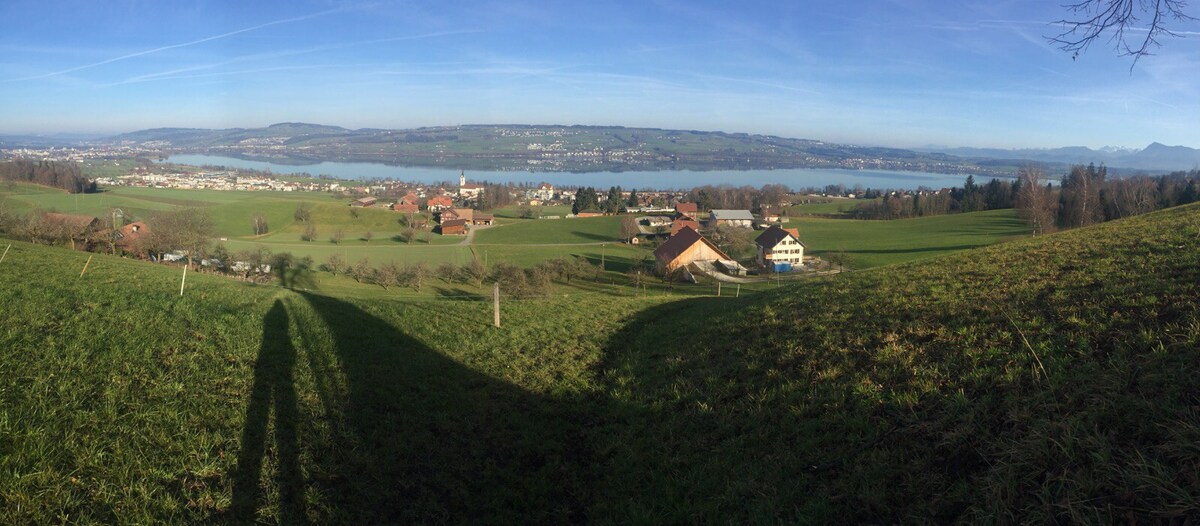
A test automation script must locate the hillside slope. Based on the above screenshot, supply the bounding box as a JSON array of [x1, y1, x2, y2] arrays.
[[0, 203, 1197, 522], [597, 202, 1200, 521]]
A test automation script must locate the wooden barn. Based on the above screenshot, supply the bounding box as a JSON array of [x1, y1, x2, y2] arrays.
[[653, 226, 731, 274]]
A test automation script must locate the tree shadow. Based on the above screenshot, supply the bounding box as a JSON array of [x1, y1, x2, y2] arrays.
[[571, 231, 615, 242]]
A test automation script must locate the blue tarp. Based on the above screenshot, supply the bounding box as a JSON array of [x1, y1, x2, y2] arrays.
[[772, 261, 793, 272]]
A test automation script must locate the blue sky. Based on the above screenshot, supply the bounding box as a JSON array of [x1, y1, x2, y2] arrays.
[[1, 0, 1197, 149]]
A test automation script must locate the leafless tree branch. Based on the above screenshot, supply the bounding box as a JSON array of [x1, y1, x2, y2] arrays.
[[1048, 0, 1195, 67]]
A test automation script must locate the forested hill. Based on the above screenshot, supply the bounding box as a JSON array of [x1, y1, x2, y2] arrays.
[[102, 123, 1004, 175]]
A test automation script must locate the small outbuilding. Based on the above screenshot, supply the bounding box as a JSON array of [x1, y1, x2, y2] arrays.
[[439, 219, 467, 236]]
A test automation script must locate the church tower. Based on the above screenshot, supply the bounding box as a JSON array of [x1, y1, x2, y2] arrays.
[[459, 170, 465, 187]]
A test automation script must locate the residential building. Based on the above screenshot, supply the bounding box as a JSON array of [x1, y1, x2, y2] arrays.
[[755, 225, 806, 272]]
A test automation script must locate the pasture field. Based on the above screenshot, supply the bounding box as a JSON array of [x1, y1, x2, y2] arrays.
[[786, 208, 1029, 268], [473, 215, 626, 245], [1, 203, 1197, 522], [2, 183, 1028, 272], [783, 196, 858, 215]]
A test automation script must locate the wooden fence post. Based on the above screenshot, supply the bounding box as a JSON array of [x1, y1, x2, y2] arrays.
[[736, 284, 740, 297], [80, 255, 93, 277], [493, 283, 500, 327], [0, 244, 10, 265], [717, 282, 722, 297], [180, 264, 188, 296]]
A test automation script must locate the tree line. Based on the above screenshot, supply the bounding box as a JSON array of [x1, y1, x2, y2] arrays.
[[848, 175, 1017, 220], [0, 160, 97, 194], [1017, 165, 1200, 235]]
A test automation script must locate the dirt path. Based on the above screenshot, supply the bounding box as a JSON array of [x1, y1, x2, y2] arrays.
[[459, 223, 493, 245]]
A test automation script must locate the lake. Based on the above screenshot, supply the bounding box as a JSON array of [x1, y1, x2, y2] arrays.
[[164, 154, 994, 191]]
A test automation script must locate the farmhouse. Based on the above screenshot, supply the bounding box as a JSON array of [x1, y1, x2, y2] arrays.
[[472, 213, 494, 226], [391, 202, 419, 214], [440, 208, 474, 224], [398, 192, 420, 206], [675, 201, 698, 218], [42, 213, 101, 249], [756, 225, 806, 272], [670, 217, 700, 236], [439, 219, 467, 236], [708, 209, 755, 228], [350, 196, 377, 207], [112, 221, 150, 254], [653, 226, 731, 274], [759, 207, 783, 223], [426, 195, 454, 211]]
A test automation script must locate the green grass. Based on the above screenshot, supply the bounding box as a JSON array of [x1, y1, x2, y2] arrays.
[[474, 215, 625, 245], [488, 204, 573, 218], [784, 197, 859, 215], [786, 208, 1030, 268], [1, 202, 1198, 522], [221, 238, 473, 268]]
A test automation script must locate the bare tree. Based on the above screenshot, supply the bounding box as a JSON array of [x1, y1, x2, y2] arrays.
[[325, 253, 347, 276], [1049, 0, 1195, 66], [350, 258, 372, 283], [1016, 166, 1059, 236], [620, 215, 640, 242], [148, 208, 215, 268], [252, 214, 269, 235], [374, 263, 400, 290]]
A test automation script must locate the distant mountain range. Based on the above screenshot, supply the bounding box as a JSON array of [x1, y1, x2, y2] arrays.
[[5, 123, 1197, 174], [97, 122, 1008, 175], [916, 143, 1200, 172]]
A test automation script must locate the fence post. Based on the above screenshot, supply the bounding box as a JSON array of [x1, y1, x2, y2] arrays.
[[736, 284, 740, 297], [180, 264, 188, 296], [0, 243, 10, 265], [493, 283, 500, 327], [80, 255, 93, 277], [717, 282, 721, 297]]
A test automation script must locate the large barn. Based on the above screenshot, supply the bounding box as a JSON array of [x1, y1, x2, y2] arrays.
[[653, 226, 731, 274]]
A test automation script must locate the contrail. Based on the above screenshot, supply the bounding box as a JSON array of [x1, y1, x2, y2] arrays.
[[3, 8, 342, 83]]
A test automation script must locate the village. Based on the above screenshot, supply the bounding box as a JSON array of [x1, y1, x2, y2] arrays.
[[15, 167, 823, 289]]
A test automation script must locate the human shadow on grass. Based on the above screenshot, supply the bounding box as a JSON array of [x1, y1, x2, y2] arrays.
[[233, 291, 603, 523], [231, 300, 309, 524]]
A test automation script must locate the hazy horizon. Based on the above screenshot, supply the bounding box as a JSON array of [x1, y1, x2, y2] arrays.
[[2, 1, 1198, 150]]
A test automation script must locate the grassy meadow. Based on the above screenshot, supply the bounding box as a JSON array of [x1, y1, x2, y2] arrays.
[[1, 202, 1197, 522], [786, 208, 1029, 268], [0, 183, 1031, 272]]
